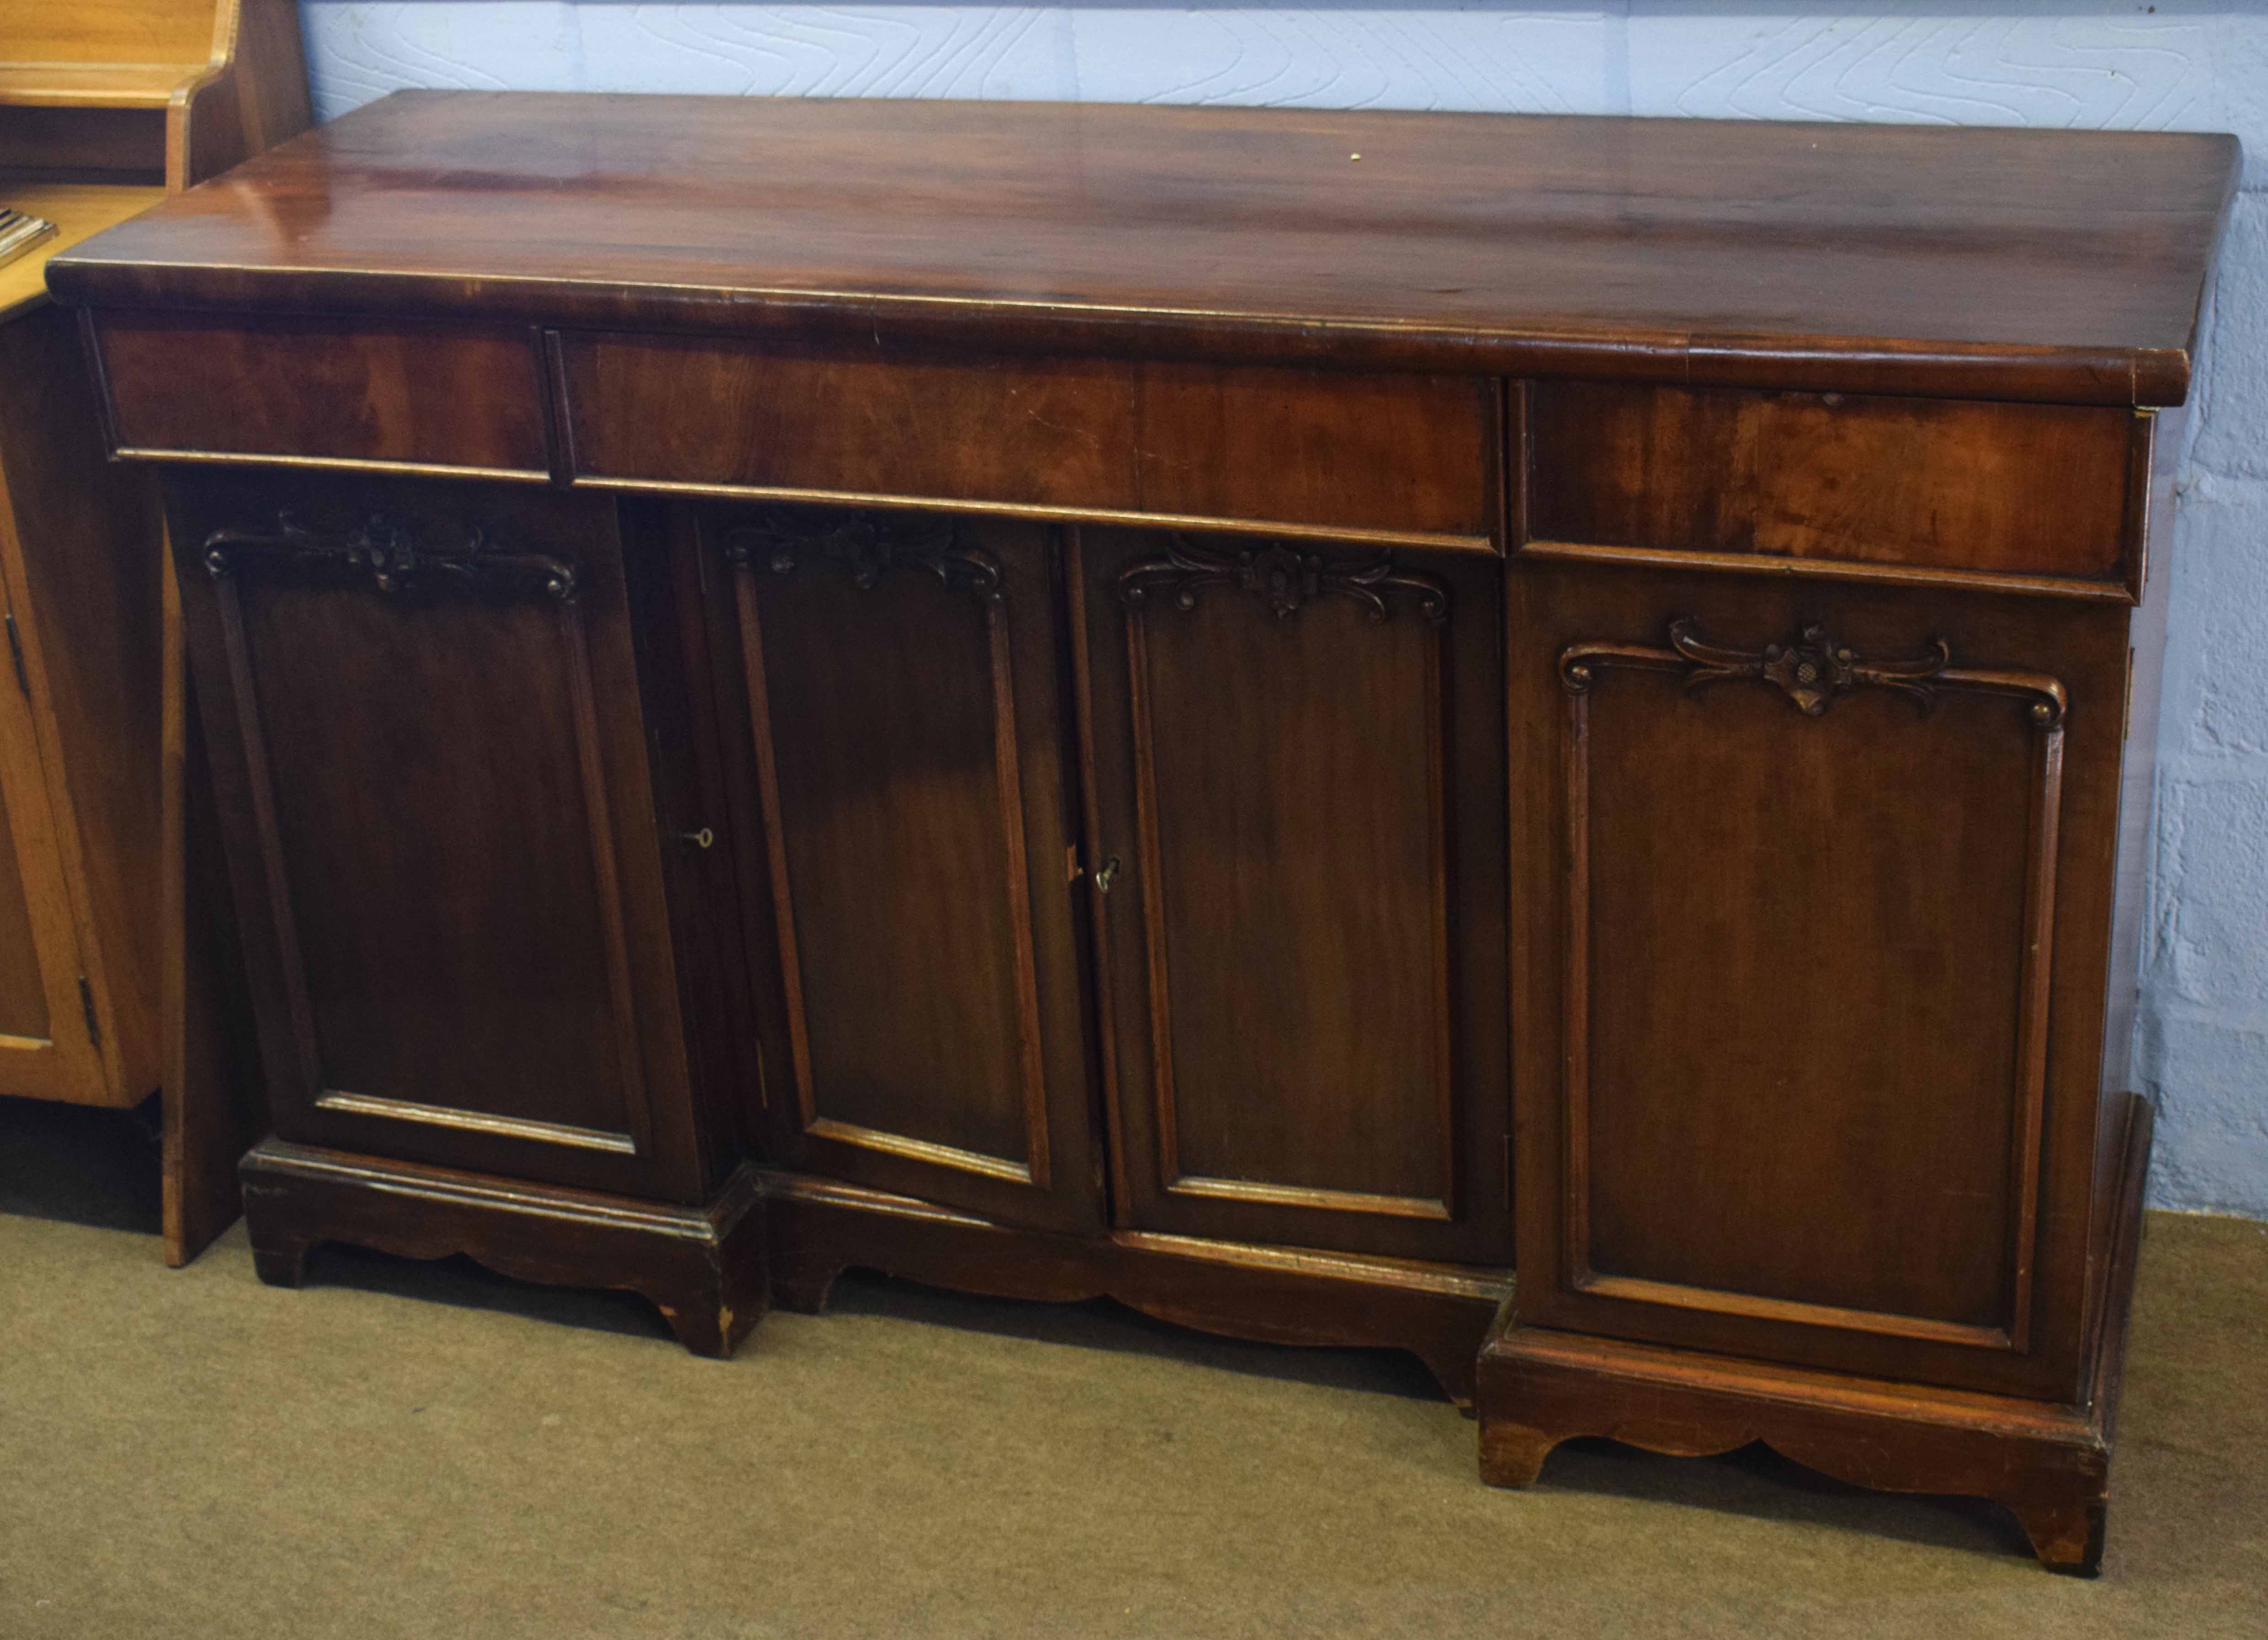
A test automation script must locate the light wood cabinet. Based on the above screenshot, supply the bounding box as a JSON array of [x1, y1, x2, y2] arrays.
[[0, 0, 309, 1259], [0, 281, 164, 1113]]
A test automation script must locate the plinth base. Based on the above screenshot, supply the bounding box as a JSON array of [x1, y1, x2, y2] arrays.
[[240, 1138, 767, 1358]]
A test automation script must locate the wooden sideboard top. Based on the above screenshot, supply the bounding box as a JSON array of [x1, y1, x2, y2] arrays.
[[48, 90, 2238, 404]]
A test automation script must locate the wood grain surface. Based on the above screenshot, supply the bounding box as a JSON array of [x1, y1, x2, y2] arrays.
[[48, 91, 2237, 404]]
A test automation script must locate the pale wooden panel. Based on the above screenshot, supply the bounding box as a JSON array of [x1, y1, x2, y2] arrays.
[[0, 181, 165, 324], [0, 0, 213, 68], [0, 764, 53, 1041]]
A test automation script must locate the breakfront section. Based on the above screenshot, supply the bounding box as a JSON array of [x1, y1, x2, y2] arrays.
[[1506, 569, 2123, 1387], [1481, 382, 2171, 1571], [697, 506, 1518, 1392], [163, 470, 765, 1354]]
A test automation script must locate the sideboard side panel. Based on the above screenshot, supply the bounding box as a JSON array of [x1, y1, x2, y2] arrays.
[[2085, 405, 2179, 1364]]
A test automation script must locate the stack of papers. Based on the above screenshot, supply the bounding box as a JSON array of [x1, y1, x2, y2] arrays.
[[0, 208, 59, 271]]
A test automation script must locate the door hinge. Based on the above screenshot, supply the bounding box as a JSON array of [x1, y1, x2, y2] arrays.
[[78, 975, 101, 1049], [4, 611, 28, 699]]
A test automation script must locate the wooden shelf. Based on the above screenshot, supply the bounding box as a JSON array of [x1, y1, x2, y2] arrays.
[[0, 180, 165, 322], [1, 0, 310, 191], [0, 63, 208, 110]]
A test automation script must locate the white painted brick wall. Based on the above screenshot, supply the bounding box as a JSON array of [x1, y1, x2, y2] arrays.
[[298, 0, 2268, 1217]]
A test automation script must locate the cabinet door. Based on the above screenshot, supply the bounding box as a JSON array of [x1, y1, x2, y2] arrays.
[[0, 308, 143, 1109], [0, 556, 107, 1105], [0, 302, 167, 1114], [1075, 529, 1512, 1263], [703, 507, 1101, 1232], [1510, 565, 2129, 1402], [168, 474, 711, 1201]]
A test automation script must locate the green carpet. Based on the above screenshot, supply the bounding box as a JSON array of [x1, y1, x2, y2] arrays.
[[1, 1097, 2263, 1638]]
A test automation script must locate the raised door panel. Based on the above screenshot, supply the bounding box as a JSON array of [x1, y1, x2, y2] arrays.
[[167, 474, 707, 1200], [705, 506, 1100, 1232], [0, 300, 170, 1114], [0, 674, 106, 1102], [0, 491, 108, 1105], [0, 775, 51, 1042], [1078, 529, 1511, 1263], [1509, 566, 2130, 1402]]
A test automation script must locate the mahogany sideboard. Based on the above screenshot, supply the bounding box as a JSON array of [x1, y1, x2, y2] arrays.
[[49, 92, 2237, 1572]]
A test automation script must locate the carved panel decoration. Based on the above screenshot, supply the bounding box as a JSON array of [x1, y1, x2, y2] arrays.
[[1561, 618, 2066, 728], [1118, 536, 1450, 625], [722, 509, 1003, 604], [196, 503, 649, 1164], [1555, 615, 2069, 1356], [203, 511, 579, 601]]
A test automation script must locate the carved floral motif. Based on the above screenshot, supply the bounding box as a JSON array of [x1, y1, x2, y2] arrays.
[[721, 509, 1004, 604], [1560, 618, 2066, 728], [1118, 537, 1449, 624], [1667, 619, 1949, 717], [203, 512, 578, 601]]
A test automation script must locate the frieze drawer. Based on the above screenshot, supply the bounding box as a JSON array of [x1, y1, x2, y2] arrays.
[[1523, 380, 2148, 599], [93, 312, 553, 479], [556, 334, 1501, 548]]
